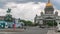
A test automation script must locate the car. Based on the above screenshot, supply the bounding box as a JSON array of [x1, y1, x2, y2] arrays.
[[56, 26, 60, 32], [39, 24, 45, 28], [56, 23, 60, 32]]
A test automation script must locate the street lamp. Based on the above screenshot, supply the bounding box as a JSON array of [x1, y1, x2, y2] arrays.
[[52, 20, 54, 34]]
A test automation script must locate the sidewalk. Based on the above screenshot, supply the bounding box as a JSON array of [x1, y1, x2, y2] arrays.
[[47, 30, 60, 34], [0, 28, 25, 32]]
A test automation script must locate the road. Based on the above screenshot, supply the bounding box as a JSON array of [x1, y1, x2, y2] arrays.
[[0, 26, 48, 34]]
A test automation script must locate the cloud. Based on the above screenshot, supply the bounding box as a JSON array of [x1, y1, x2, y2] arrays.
[[0, 0, 60, 9], [0, 0, 46, 3], [4, 2, 45, 22], [0, 9, 6, 16], [0, 0, 60, 22], [0, 0, 46, 8]]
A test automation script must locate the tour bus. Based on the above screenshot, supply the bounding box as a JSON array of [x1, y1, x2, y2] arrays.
[[56, 22, 60, 32]]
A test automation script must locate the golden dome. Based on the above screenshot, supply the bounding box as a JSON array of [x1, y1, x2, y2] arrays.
[[46, 2, 52, 7]]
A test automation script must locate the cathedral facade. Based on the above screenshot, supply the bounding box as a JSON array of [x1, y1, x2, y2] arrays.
[[34, 0, 60, 25]]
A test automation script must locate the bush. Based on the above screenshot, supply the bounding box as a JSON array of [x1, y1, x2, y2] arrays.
[[47, 20, 57, 26], [19, 20, 33, 26]]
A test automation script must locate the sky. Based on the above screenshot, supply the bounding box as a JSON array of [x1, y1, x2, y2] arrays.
[[0, 0, 60, 22]]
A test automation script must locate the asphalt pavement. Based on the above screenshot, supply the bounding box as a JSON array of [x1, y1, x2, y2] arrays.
[[0, 26, 48, 34]]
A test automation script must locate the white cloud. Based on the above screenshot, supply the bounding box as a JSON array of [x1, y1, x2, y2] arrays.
[[0, 1, 60, 22], [0, 0, 60, 22], [0, 2, 46, 22], [0, 9, 6, 16]]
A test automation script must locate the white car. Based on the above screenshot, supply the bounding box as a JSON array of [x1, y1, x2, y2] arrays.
[[56, 26, 60, 32]]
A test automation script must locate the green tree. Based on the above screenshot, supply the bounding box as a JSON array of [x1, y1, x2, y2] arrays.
[[19, 20, 33, 26], [7, 8, 11, 13], [4, 8, 13, 22], [47, 20, 57, 26], [26, 21, 33, 26], [4, 14, 13, 22]]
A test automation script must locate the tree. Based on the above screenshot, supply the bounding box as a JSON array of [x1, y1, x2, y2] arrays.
[[19, 20, 33, 26], [47, 20, 57, 26], [26, 21, 33, 26], [7, 8, 11, 13], [4, 8, 13, 22], [4, 14, 13, 22]]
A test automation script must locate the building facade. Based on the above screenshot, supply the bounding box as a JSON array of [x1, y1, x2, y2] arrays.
[[34, 0, 60, 25]]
